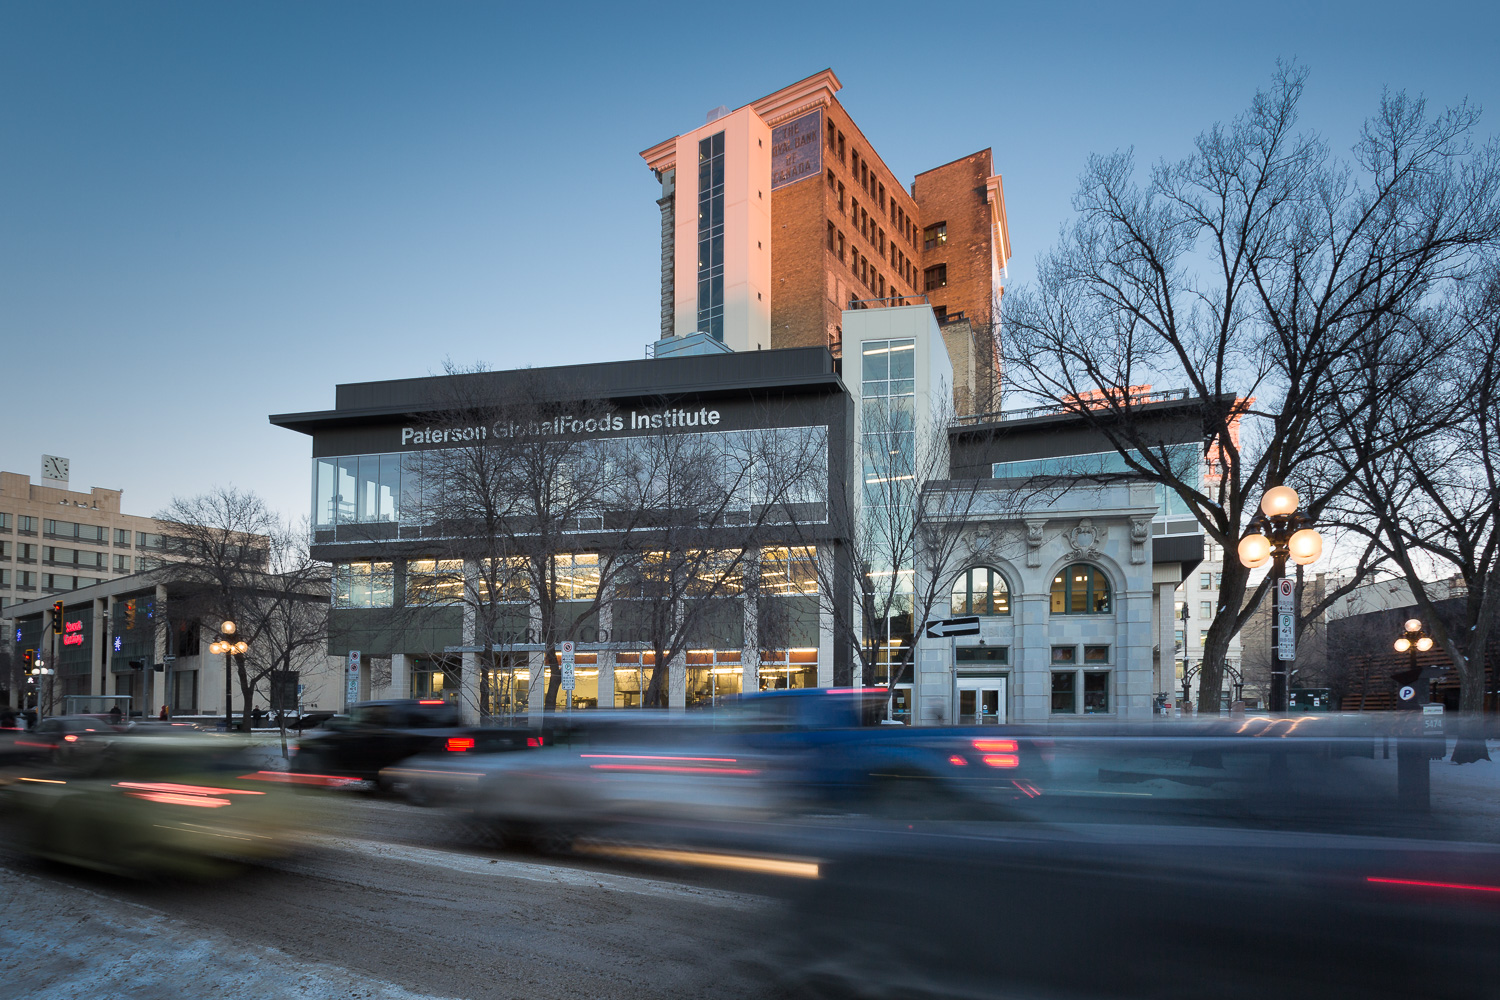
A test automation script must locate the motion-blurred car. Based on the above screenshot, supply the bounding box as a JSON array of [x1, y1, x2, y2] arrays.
[[0, 730, 303, 878], [385, 713, 779, 849], [292, 699, 505, 788], [7, 715, 125, 764]]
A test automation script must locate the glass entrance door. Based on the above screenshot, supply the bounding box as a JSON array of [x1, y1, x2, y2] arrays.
[[957, 676, 1006, 725]]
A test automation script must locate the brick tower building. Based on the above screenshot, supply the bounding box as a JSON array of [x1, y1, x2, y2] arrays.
[[641, 69, 1011, 414]]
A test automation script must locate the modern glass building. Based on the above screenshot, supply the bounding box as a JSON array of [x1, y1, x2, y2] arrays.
[[270, 347, 855, 721]]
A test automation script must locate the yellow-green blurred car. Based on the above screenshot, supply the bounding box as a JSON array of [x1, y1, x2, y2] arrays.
[[0, 730, 303, 879]]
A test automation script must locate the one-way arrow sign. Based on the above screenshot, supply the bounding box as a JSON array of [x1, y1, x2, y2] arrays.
[[924, 616, 981, 639]]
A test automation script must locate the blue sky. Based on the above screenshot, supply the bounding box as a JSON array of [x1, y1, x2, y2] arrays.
[[3, 1, 1496, 525]]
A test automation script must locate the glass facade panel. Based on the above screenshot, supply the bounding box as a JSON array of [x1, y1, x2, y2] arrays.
[[993, 444, 1201, 520], [696, 131, 726, 340], [406, 559, 464, 605], [310, 426, 828, 541], [333, 561, 395, 608]]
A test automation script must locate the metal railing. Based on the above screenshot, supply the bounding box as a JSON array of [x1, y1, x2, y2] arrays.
[[954, 387, 1192, 426]]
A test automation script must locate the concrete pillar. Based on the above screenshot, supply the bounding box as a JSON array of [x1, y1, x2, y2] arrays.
[[741, 587, 760, 696], [459, 601, 479, 725], [597, 601, 615, 710], [97, 596, 112, 699], [1015, 594, 1050, 723], [390, 653, 409, 702], [668, 651, 686, 712], [1153, 573, 1181, 710]]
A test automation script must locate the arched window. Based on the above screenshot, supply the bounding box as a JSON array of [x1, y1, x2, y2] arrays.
[[1051, 564, 1111, 614], [951, 566, 1010, 616]]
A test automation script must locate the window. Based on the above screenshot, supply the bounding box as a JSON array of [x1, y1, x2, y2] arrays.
[[1050, 671, 1076, 713], [1199, 630, 1210, 645], [114, 555, 130, 572], [951, 567, 1010, 615], [696, 130, 726, 341], [18, 544, 36, 562], [827, 120, 835, 149], [837, 131, 845, 163], [1084, 645, 1110, 664], [826, 168, 835, 189], [955, 646, 1008, 663], [115, 528, 130, 546], [1050, 564, 1111, 614], [1200, 572, 1212, 590], [0, 513, 9, 531], [837, 231, 845, 262], [827, 221, 837, 251], [924, 264, 947, 291], [551, 553, 600, 601], [0, 570, 8, 587], [18, 516, 36, 534], [1214, 573, 1223, 588], [924, 222, 947, 249], [933, 305, 948, 323], [761, 546, 818, 595], [18, 571, 36, 589], [332, 561, 395, 609], [1200, 601, 1212, 618], [837, 181, 845, 212], [1052, 645, 1077, 664], [0, 542, 9, 559], [406, 559, 464, 605], [1083, 672, 1110, 713], [137, 532, 166, 549]]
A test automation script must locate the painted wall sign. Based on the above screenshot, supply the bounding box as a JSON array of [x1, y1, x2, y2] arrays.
[[770, 110, 822, 190]]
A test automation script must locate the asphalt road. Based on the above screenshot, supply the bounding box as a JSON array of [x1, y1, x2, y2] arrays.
[[0, 794, 795, 1000]]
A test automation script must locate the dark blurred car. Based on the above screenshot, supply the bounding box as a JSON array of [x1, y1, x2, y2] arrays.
[[293, 699, 524, 788], [8, 715, 125, 764], [0, 731, 303, 878]]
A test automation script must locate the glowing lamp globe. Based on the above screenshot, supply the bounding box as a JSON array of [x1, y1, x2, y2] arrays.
[[1416, 636, 1434, 652], [221, 620, 236, 635], [1288, 528, 1323, 566], [1404, 619, 1422, 633], [1261, 485, 1300, 518], [1394, 637, 1412, 653], [209, 642, 222, 655], [234, 641, 248, 654], [1237, 533, 1272, 568]]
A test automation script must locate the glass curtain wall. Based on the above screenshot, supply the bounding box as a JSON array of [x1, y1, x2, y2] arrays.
[[861, 338, 916, 682]]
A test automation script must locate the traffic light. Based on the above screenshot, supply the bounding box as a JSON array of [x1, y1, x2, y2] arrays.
[[52, 602, 64, 633], [22, 649, 34, 670]]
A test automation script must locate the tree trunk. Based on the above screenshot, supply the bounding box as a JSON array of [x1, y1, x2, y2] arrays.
[[236, 654, 253, 733], [644, 646, 669, 707]]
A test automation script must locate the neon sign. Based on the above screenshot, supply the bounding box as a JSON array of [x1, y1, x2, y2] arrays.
[[64, 621, 82, 633], [63, 619, 84, 646]]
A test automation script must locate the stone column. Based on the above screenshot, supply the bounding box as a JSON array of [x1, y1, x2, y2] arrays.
[[1154, 573, 1181, 710], [151, 583, 168, 720]]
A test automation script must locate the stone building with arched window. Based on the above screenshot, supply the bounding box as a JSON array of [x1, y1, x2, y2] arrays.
[[913, 479, 1161, 724]]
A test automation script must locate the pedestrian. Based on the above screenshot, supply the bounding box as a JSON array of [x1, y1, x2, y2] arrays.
[[159, 704, 169, 721], [23, 709, 36, 730], [0, 707, 15, 730], [252, 706, 266, 728]]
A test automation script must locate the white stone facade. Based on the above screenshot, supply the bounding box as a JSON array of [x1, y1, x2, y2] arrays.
[[914, 480, 1160, 724]]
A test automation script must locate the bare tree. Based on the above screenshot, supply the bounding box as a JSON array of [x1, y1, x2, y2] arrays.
[[157, 489, 327, 733], [1002, 62, 1500, 711], [609, 422, 827, 707], [412, 365, 636, 715], [1334, 271, 1500, 760]]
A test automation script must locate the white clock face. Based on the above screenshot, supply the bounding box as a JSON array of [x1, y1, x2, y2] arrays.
[[42, 455, 68, 481]]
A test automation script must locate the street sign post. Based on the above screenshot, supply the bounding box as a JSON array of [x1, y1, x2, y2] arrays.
[[560, 640, 576, 692], [923, 616, 981, 639], [346, 650, 361, 711], [1276, 578, 1295, 660]]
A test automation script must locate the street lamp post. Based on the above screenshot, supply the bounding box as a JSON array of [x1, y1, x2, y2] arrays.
[[209, 620, 248, 732], [1393, 618, 1435, 703], [1237, 485, 1323, 713], [29, 661, 54, 720]]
